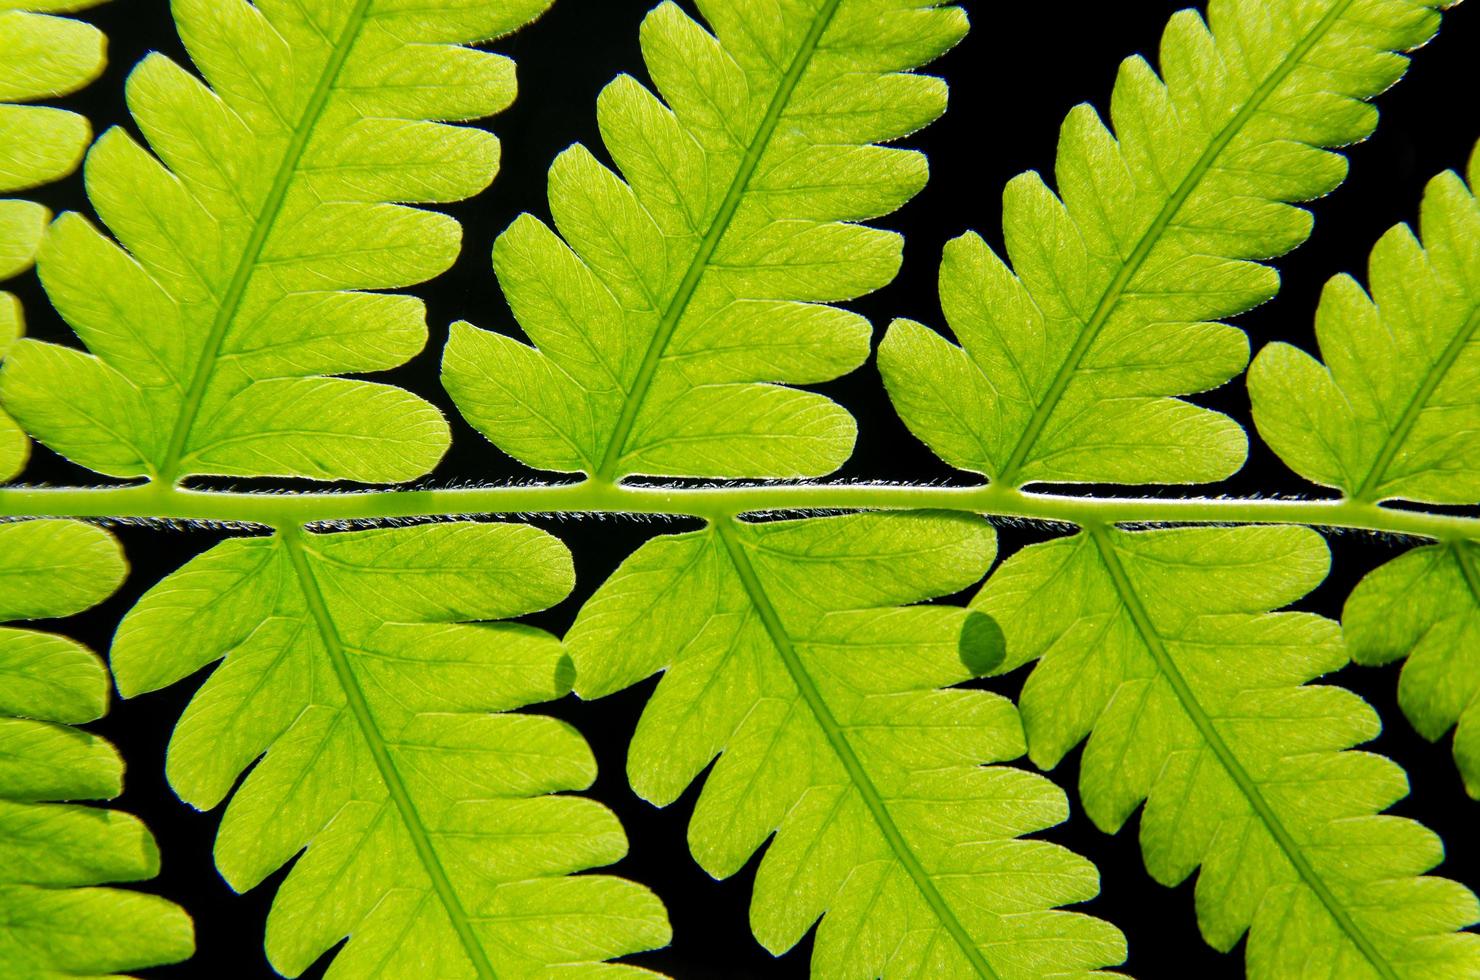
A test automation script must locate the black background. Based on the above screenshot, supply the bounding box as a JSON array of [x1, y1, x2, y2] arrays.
[[12, 0, 1480, 976]]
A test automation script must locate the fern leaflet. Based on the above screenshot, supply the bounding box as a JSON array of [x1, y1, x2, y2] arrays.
[[1344, 541, 1480, 797], [111, 522, 670, 977], [0, 0, 107, 479], [0, 0, 552, 484], [976, 525, 1480, 978], [443, 0, 966, 480], [568, 512, 1127, 978], [879, 0, 1448, 487], [0, 519, 193, 977]]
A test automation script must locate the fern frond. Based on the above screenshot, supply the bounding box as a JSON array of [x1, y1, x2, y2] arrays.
[[110, 522, 669, 978], [0, 0, 551, 485], [879, 0, 1449, 488], [0, 0, 107, 480], [568, 512, 1127, 978], [976, 524, 1480, 977], [443, 0, 966, 481], [0, 519, 194, 977], [1250, 143, 1480, 796]]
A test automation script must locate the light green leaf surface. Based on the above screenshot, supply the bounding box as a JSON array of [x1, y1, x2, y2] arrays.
[[1249, 147, 1480, 796], [1344, 541, 1480, 798], [0, 0, 104, 233], [879, 0, 1448, 488], [111, 522, 668, 978], [444, 0, 965, 481], [0, 519, 194, 978], [0, 0, 552, 485], [568, 512, 1127, 978], [976, 524, 1480, 978], [1250, 144, 1479, 503], [0, 0, 107, 481], [1, 296, 26, 480]]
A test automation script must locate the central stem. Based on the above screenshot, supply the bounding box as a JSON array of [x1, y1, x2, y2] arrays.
[[0, 481, 1475, 542]]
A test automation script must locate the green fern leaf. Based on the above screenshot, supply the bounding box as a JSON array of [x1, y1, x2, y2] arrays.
[[0, 0, 107, 480], [443, 0, 966, 481], [0, 0, 1473, 973], [878, 0, 1448, 488], [976, 524, 1480, 977], [1249, 143, 1480, 796], [0, 295, 25, 480], [0, 0, 105, 280], [568, 512, 1128, 978], [0, 0, 552, 485], [1343, 541, 1480, 798], [110, 522, 669, 978], [1249, 143, 1479, 502], [0, 519, 194, 977]]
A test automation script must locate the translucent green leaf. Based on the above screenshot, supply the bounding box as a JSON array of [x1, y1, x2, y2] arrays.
[[1343, 542, 1480, 798], [112, 522, 668, 978], [0, 519, 194, 978], [0, 294, 27, 480], [976, 524, 1480, 977], [568, 512, 1128, 978], [1250, 144, 1479, 502], [443, 0, 966, 481], [0, 0, 107, 481], [0, 0, 552, 485], [0, 1, 104, 199], [879, 0, 1449, 488]]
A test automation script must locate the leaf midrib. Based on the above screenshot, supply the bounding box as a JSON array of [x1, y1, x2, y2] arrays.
[[1353, 301, 1480, 501], [997, 0, 1357, 486], [592, 0, 843, 481], [279, 527, 498, 980], [157, 1, 373, 484], [713, 521, 1000, 979], [1086, 525, 1398, 979]]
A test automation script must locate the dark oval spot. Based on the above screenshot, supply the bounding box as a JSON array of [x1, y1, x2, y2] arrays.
[[958, 611, 1005, 677]]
